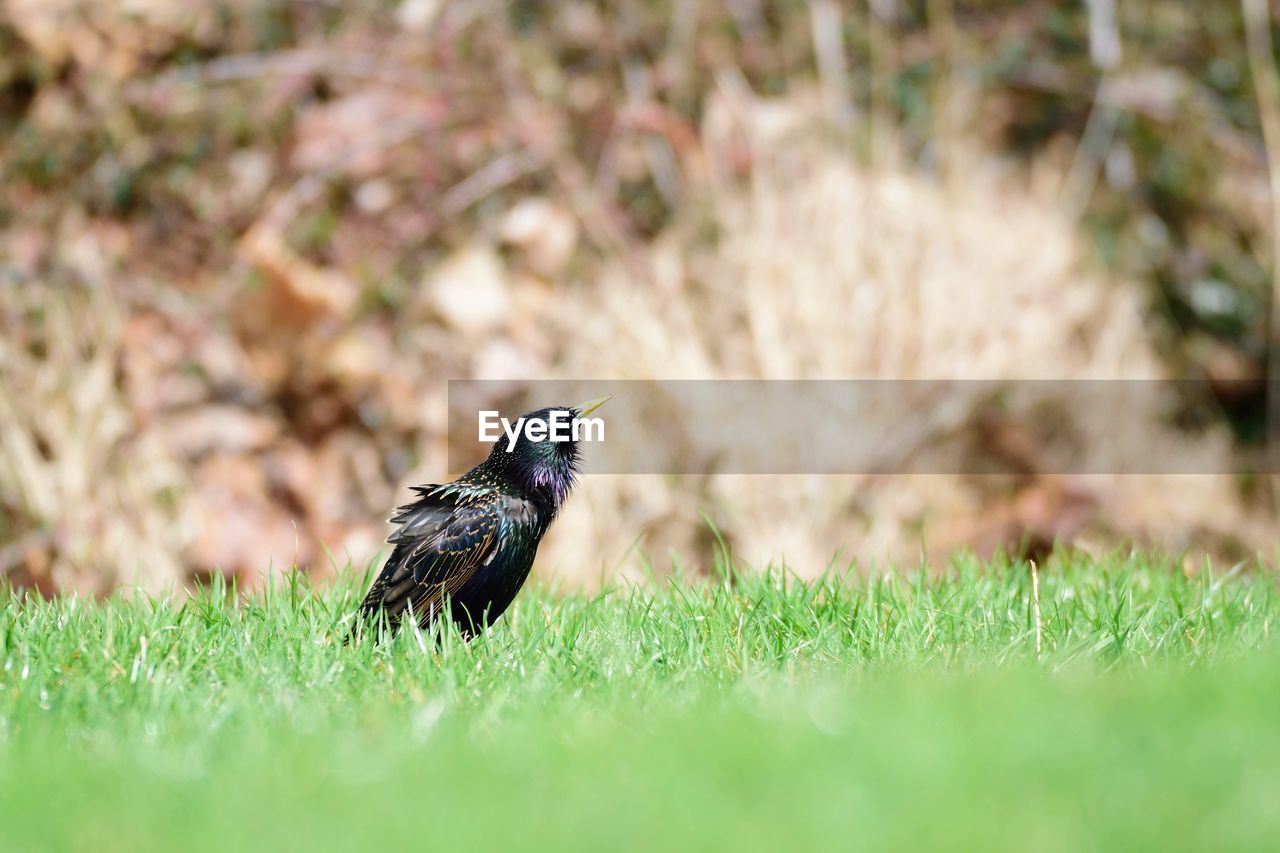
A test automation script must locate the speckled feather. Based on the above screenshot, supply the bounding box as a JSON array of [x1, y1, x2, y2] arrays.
[[352, 406, 585, 641]]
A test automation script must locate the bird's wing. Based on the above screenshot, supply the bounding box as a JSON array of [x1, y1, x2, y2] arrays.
[[357, 485, 536, 629]]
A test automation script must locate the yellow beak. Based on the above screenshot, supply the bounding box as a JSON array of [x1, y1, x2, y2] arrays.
[[574, 396, 611, 417]]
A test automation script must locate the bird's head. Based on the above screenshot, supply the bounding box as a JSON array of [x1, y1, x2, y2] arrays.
[[483, 397, 610, 513]]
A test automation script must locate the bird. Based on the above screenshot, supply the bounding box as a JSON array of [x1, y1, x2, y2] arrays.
[[348, 397, 609, 642]]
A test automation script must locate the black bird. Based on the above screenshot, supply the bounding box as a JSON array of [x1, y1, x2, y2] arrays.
[[350, 397, 608, 642]]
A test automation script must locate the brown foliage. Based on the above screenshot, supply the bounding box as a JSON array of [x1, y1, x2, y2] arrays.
[[1, 2, 1276, 592]]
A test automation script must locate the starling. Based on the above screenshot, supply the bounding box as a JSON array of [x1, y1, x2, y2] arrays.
[[350, 397, 609, 642]]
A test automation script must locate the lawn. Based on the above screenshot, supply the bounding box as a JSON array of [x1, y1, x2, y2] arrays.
[[1, 553, 1278, 852]]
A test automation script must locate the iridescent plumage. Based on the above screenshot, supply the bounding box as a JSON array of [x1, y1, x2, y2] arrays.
[[350, 404, 598, 641]]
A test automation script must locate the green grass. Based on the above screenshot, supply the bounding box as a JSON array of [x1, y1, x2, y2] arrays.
[[2, 552, 1279, 852]]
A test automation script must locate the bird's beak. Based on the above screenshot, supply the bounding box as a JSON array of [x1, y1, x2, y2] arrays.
[[574, 395, 611, 417]]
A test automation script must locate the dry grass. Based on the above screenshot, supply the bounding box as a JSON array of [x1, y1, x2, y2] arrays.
[[0, 283, 192, 593], [1, 2, 1275, 593], [539, 90, 1258, 579], [0, 90, 1266, 593], [0, 87, 1265, 593]]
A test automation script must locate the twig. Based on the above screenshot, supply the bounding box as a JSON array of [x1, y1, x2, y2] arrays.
[[866, 0, 900, 169], [810, 0, 853, 129], [1060, 88, 1121, 219], [621, 62, 682, 208], [251, 115, 428, 230], [137, 49, 427, 93], [1085, 0, 1123, 68], [926, 0, 957, 183], [442, 150, 545, 215], [663, 0, 702, 112], [1061, 0, 1123, 219]]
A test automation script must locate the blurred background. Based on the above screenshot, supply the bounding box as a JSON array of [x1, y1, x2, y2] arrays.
[[1, 0, 1279, 595]]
